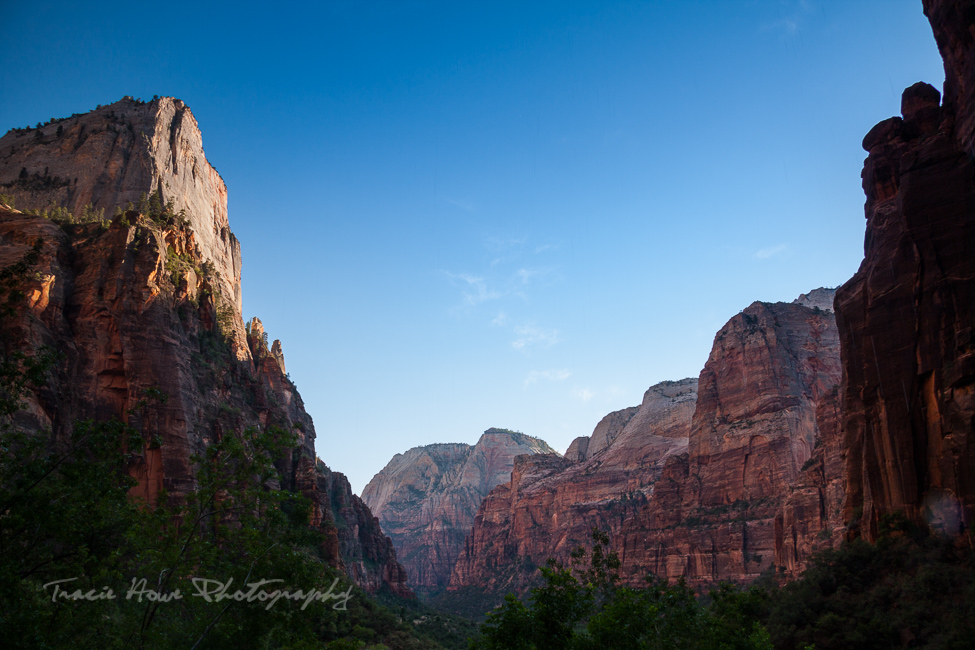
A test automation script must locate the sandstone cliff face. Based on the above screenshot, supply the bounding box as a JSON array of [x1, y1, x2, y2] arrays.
[[614, 298, 843, 585], [362, 429, 555, 595], [0, 97, 246, 353], [833, 3, 975, 540], [448, 379, 697, 597], [0, 100, 410, 597], [448, 296, 844, 605], [793, 287, 836, 312]]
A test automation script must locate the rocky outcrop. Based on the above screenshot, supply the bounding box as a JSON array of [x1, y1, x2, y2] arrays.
[[793, 287, 836, 312], [362, 429, 556, 596], [448, 379, 698, 597], [564, 436, 590, 462], [832, 2, 975, 541], [0, 99, 410, 597]]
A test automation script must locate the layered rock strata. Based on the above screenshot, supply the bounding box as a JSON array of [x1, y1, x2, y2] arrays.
[[362, 429, 555, 595], [614, 298, 843, 585], [0, 97, 246, 354]]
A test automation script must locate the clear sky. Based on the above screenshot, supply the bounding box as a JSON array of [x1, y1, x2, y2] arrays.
[[1, 1, 945, 493]]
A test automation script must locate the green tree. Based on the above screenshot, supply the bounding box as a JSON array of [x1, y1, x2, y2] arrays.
[[472, 528, 772, 650]]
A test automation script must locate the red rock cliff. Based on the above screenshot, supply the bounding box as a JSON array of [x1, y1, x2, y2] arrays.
[[447, 295, 844, 608], [447, 379, 698, 598], [0, 99, 410, 597], [833, 0, 975, 541], [614, 298, 843, 585]]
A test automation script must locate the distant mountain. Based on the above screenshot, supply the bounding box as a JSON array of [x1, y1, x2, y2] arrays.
[[362, 428, 555, 596]]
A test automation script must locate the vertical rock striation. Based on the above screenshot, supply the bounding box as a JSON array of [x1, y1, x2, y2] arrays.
[[833, 1, 975, 541], [615, 298, 843, 584], [0, 97, 246, 352], [445, 293, 844, 610]]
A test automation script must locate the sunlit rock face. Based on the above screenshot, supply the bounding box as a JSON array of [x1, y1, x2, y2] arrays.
[[0, 97, 245, 348], [362, 429, 555, 596], [833, 0, 975, 541], [0, 99, 411, 597], [612, 299, 843, 586]]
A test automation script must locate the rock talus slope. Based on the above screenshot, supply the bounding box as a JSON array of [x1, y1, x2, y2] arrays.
[[0, 100, 409, 596], [362, 429, 555, 595]]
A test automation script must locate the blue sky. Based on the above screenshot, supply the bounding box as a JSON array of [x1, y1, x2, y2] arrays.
[[1, 1, 944, 493]]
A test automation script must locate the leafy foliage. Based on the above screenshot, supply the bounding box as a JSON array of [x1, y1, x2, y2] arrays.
[[761, 523, 975, 649], [0, 231, 441, 649], [471, 529, 772, 650]]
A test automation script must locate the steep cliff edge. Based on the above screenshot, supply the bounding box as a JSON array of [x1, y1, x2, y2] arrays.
[[362, 429, 555, 596], [0, 99, 410, 597], [0, 97, 246, 353], [832, 2, 975, 541]]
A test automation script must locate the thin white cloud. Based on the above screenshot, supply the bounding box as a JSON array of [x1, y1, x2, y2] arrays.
[[512, 324, 560, 351], [514, 267, 558, 288], [442, 271, 503, 307], [572, 388, 594, 403], [515, 268, 544, 285], [760, 0, 814, 35], [534, 243, 558, 254], [491, 312, 508, 327], [524, 369, 571, 387], [754, 244, 787, 260], [484, 236, 526, 253], [444, 197, 475, 212]]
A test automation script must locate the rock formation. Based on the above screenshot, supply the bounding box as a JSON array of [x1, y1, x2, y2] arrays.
[[447, 379, 698, 601], [362, 429, 556, 596], [0, 97, 246, 355], [832, 0, 975, 541], [792, 287, 836, 312], [0, 99, 410, 597], [614, 298, 844, 585], [447, 295, 844, 610]]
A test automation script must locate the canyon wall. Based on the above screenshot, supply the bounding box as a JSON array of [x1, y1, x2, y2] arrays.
[[362, 429, 555, 596], [0, 97, 246, 351], [446, 295, 844, 611], [832, 0, 975, 541], [615, 298, 844, 585], [0, 99, 410, 596], [447, 378, 698, 600]]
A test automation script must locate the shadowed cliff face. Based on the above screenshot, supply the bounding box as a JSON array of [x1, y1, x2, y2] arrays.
[[0, 99, 411, 597], [362, 430, 555, 596], [833, 2, 975, 541]]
